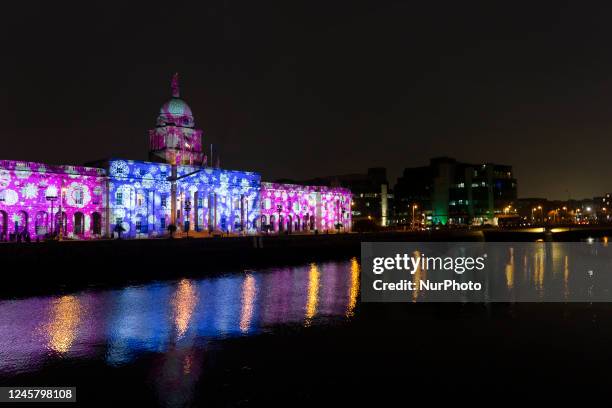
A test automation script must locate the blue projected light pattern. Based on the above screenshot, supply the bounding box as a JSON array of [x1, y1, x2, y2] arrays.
[[108, 160, 172, 237], [176, 165, 261, 234]]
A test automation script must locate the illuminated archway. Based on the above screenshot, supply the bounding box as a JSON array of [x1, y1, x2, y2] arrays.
[[0, 210, 7, 240], [74, 212, 84, 235], [35, 211, 48, 236]]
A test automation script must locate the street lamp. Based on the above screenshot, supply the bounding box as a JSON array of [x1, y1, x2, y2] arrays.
[[184, 199, 192, 236], [58, 186, 66, 240], [537, 205, 543, 224], [277, 204, 282, 234], [411, 204, 418, 230], [46, 192, 59, 237]]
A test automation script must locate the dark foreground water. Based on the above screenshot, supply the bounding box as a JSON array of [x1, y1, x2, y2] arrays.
[[2, 255, 612, 406]]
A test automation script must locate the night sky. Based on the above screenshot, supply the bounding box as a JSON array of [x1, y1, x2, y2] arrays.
[[3, 1, 612, 199]]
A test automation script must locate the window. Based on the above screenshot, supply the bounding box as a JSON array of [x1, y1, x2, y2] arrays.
[[74, 212, 84, 234], [197, 197, 204, 207], [264, 198, 271, 210], [115, 192, 123, 206], [74, 189, 83, 205], [136, 193, 144, 207], [92, 212, 102, 235], [160, 217, 166, 230], [161, 194, 167, 207]]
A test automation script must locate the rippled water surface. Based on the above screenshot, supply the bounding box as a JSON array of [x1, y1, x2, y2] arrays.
[[3, 250, 612, 406], [0, 259, 360, 377]]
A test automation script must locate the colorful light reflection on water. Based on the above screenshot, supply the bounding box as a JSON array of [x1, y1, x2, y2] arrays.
[[0, 259, 360, 376]]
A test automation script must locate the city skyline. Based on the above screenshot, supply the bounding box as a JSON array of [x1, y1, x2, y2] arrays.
[[4, 1, 612, 199]]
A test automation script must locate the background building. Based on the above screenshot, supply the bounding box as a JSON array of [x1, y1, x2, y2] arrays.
[[394, 157, 517, 226], [290, 167, 391, 227]]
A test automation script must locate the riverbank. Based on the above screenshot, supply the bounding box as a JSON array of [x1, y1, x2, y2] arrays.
[[2, 227, 611, 298]]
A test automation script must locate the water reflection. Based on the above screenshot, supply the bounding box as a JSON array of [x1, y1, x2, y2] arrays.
[[305, 263, 320, 326], [412, 250, 425, 302], [172, 279, 197, 340], [505, 247, 514, 289], [46, 295, 81, 353], [0, 258, 360, 376], [346, 258, 360, 317], [477, 242, 612, 302], [240, 274, 256, 333]]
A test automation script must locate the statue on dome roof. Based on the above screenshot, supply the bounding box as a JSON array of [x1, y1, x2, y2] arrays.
[[171, 72, 180, 98]]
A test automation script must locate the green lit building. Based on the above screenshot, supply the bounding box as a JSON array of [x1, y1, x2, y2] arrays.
[[394, 157, 517, 226]]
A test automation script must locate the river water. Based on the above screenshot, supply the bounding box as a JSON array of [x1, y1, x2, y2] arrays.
[[1, 254, 612, 406]]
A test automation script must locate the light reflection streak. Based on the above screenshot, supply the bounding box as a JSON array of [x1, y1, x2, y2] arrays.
[[505, 247, 514, 290], [305, 263, 320, 326], [46, 296, 81, 353], [412, 250, 424, 302], [172, 279, 197, 340], [240, 274, 257, 333], [564, 255, 570, 299], [346, 257, 360, 317]]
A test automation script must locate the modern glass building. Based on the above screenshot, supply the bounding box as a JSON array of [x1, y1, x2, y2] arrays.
[[394, 157, 517, 226]]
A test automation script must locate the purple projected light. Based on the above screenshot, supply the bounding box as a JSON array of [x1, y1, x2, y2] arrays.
[[0, 160, 107, 240], [260, 182, 351, 233]]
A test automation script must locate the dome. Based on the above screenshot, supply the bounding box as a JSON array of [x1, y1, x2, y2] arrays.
[[157, 97, 195, 127]]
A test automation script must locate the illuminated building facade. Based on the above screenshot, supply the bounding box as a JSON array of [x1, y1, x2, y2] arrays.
[[0, 75, 351, 240], [0, 160, 107, 241], [395, 157, 517, 226], [287, 167, 388, 227], [260, 182, 351, 233]]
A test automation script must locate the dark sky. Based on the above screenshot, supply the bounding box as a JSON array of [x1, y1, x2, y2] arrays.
[[3, 1, 612, 199]]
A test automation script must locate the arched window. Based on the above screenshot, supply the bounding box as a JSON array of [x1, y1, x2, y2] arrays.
[[74, 212, 84, 235], [15, 211, 28, 233], [92, 212, 102, 235], [0, 210, 7, 241], [56, 211, 67, 235], [35, 211, 48, 235], [269, 215, 275, 232]]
